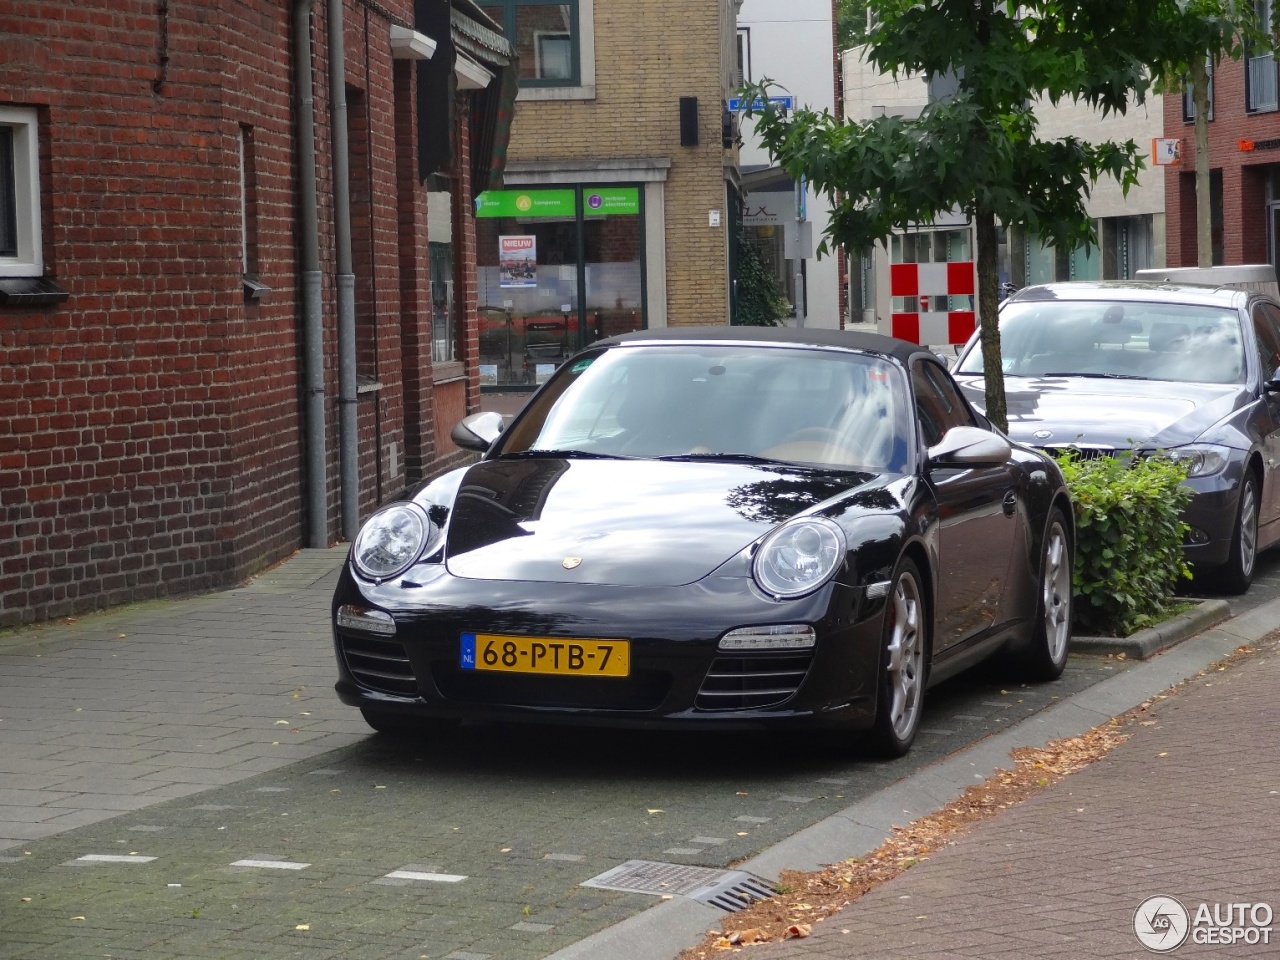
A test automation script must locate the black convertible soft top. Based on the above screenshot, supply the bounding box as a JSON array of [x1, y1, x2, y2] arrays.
[[598, 325, 925, 365]]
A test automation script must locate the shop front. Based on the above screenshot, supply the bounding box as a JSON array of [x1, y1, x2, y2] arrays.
[[475, 185, 646, 388]]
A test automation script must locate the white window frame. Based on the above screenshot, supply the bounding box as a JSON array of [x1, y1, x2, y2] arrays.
[[0, 106, 42, 277], [516, 0, 595, 101]]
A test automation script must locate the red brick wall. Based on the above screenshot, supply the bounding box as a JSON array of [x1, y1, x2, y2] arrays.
[[0, 0, 475, 626], [1164, 58, 1280, 267]]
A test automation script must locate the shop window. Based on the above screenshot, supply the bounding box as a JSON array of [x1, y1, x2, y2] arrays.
[[480, 1, 581, 86], [0, 106, 41, 277], [474, 185, 644, 387]]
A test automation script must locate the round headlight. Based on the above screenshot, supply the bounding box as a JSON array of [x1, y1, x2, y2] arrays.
[[352, 503, 430, 581], [753, 517, 847, 599]]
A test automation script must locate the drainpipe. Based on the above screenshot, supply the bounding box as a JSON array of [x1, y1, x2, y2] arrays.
[[294, 0, 327, 548], [328, 0, 360, 543]]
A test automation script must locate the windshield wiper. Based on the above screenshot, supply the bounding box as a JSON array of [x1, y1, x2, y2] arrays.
[[507, 448, 635, 460], [656, 452, 778, 464], [1040, 372, 1149, 380]]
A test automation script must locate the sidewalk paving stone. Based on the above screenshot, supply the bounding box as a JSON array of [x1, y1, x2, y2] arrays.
[[750, 637, 1280, 959]]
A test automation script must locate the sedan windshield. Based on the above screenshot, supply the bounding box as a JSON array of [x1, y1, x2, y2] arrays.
[[956, 300, 1246, 384], [498, 344, 911, 471]]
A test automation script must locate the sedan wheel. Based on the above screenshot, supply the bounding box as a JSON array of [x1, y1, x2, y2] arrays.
[[868, 557, 927, 757], [1217, 474, 1258, 595], [1016, 508, 1072, 681]]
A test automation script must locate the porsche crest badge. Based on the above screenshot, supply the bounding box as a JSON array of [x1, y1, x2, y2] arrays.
[[562, 557, 583, 569]]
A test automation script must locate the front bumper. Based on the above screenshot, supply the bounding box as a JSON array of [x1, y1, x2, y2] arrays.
[[1181, 467, 1247, 568], [331, 562, 886, 731]]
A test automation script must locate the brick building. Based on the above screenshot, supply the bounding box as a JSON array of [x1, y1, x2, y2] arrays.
[[469, 0, 743, 389], [0, 0, 514, 626], [1164, 42, 1280, 269]]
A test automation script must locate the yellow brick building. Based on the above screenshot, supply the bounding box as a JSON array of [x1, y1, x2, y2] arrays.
[[474, 0, 741, 387]]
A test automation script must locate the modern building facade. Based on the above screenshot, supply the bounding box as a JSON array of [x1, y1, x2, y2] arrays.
[[841, 45, 1166, 344], [0, 0, 512, 626], [737, 0, 843, 328], [470, 0, 743, 388], [1162, 28, 1280, 269]]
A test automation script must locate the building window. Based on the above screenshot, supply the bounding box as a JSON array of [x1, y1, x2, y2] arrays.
[[1183, 60, 1214, 122], [736, 28, 751, 88], [0, 105, 42, 277], [480, 1, 579, 86], [1247, 0, 1278, 113]]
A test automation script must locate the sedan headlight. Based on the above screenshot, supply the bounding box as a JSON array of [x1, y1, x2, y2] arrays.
[[352, 503, 433, 581], [752, 517, 847, 600], [1161, 444, 1231, 478]]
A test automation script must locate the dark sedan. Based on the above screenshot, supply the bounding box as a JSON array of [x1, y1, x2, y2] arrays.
[[954, 281, 1280, 593], [333, 328, 1073, 756]]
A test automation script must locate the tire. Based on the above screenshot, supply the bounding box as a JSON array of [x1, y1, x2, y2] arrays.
[[360, 707, 459, 739], [1216, 474, 1259, 596], [866, 557, 929, 758], [1016, 508, 1073, 682]]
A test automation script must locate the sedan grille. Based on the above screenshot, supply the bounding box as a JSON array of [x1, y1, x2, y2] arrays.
[[339, 635, 419, 697], [696, 654, 813, 711], [1041, 444, 1116, 462]]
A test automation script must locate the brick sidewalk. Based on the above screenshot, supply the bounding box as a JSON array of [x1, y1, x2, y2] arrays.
[[0, 547, 367, 850], [753, 641, 1280, 959]]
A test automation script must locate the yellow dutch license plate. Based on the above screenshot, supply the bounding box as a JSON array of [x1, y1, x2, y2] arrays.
[[460, 633, 630, 677]]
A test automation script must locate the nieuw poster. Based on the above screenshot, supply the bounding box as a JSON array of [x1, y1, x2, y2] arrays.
[[499, 235, 537, 288]]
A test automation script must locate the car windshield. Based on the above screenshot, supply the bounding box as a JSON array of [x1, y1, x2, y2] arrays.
[[498, 344, 912, 471], [955, 299, 1246, 384]]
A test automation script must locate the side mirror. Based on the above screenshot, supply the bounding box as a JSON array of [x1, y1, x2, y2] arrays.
[[927, 425, 1012, 468], [1266, 372, 1280, 394], [451, 411, 505, 452]]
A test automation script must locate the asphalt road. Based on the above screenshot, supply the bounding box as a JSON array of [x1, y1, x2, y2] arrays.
[[3, 551, 1280, 960]]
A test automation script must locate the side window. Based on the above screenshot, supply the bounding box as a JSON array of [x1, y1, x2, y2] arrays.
[[1252, 304, 1280, 382], [912, 359, 975, 447]]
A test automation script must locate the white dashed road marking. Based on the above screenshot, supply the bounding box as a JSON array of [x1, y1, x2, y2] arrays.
[[72, 855, 156, 864], [230, 859, 310, 870]]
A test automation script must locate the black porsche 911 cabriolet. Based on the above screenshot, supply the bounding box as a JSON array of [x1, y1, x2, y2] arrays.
[[332, 327, 1074, 756]]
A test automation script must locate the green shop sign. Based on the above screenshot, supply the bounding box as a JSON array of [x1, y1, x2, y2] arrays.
[[475, 186, 640, 218], [583, 187, 639, 216], [476, 189, 576, 218]]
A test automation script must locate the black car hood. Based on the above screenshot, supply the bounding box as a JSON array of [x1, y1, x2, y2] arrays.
[[955, 375, 1247, 449], [438, 457, 875, 586]]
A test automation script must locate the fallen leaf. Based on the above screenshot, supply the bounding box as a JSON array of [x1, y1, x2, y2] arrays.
[[661, 894, 674, 900], [736, 791, 748, 796], [296, 923, 310, 931], [647, 808, 664, 815], [784, 924, 811, 939], [1158, 752, 1169, 758], [71, 916, 86, 921], [20, 897, 31, 902], [500, 848, 512, 853], [523, 905, 531, 916], [274, 720, 290, 726], [737, 831, 749, 836]]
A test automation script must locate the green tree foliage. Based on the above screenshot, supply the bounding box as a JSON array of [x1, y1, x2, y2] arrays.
[[836, 0, 869, 49], [734, 230, 791, 326], [742, 0, 1177, 430]]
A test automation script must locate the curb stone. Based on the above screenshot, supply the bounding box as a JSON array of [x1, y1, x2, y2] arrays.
[[1071, 597, 1232, 659], [540, 594, 1280, 960]]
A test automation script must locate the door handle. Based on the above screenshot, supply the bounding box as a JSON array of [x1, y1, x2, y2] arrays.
[[1002, 490, 1018, 517]]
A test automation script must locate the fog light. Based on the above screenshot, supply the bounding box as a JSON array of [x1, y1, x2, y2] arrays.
[[718, 624, 816, 651], [337, 605, 396, 636], [1185, 527, 1210, 545]]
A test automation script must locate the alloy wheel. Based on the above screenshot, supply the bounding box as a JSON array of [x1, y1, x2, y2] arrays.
[[885, 570, 924, 741], [1042, 521, 1071, 665], [1240, 480, 1257, 579]]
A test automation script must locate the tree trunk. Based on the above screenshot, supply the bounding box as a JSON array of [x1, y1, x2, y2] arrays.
[[975, 208, 1007, 433], [1191, 58, 1212, 268]]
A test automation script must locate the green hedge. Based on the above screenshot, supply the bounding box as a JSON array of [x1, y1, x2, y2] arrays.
[[1055, 453, 1192, 637]]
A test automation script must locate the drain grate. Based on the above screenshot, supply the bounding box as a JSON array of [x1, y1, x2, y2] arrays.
[[580, 859, 777, 912]]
